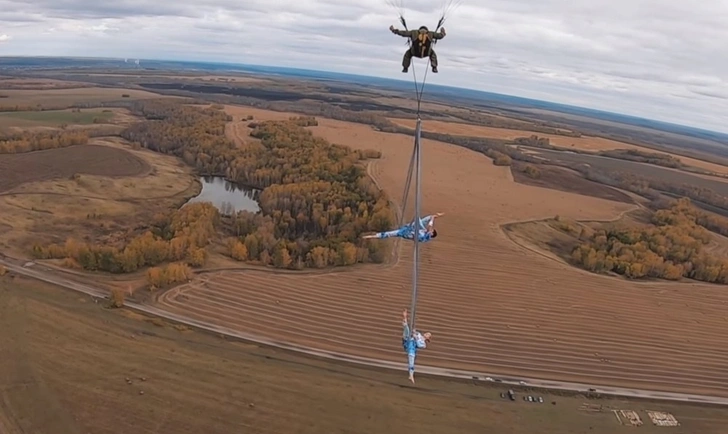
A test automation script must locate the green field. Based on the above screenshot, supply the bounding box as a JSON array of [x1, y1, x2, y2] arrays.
[[0, 109, 114, 127]]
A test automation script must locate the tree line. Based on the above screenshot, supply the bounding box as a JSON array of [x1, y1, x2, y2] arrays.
[[0, 130, 89, 153], [224, 120, 393, 268], [158, 91, 728, 216], [570, 165, 728, 213], [571, 198, 728, 283], [31, 202, 220, 273]]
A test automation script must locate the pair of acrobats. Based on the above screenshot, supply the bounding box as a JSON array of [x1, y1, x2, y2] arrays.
[[362, 213, 443, 383]]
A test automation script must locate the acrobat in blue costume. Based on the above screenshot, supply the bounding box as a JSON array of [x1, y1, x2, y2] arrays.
[[361, 212, 444, 242], [401, 308, 431, 383]]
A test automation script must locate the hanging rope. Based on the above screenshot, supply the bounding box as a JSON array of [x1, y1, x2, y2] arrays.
[[401, 35, 436, 335], [386, 0, 462, 371], [389, 4, 457, 333], [410, 57, 431, 115], [399, 23, 442, 226]]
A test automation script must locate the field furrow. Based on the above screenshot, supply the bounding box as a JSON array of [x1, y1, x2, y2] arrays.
[[154, 116, 728, 398]]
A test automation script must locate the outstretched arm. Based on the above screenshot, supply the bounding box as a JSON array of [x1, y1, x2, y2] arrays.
[[390, 25, 411, 37], [432, 27, 446, 39], [422, 212, 445, 230]]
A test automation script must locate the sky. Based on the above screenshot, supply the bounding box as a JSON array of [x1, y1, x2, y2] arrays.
[[1, 0, 727, 133]]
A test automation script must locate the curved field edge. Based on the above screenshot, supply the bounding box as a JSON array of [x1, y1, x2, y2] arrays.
[[143, 113, 728, 399], [3, 259, 728, 408], [1, 107, 728, 406]]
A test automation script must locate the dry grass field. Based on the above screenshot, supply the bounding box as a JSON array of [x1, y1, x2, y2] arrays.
[[0, 82, 200, 257], [0, 138, 199, 256], [525, 148, 728, 195], [0, 87, 164, 106], [4, 77, 728, 420], [0, 76, 94, 90], [151, 107, 728, 398], [4, 275, 727, 434], [82, 73, 266, 83], [390, 117, 728, 176]]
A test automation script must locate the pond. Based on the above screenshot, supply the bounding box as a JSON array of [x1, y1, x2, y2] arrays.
[[185, 176, 261, 215]]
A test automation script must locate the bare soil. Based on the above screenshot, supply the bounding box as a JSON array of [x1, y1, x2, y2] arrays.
[[390, 117, 728, 175], [0, 144, 150, 192], [0, 87, 166, 106], [2, 274, 727, 434], [0, 139, 198, 256], [510, 161, 635, 204], [152, 107, 728, 399]]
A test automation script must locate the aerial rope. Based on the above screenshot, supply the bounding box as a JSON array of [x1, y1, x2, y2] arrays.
[[387, 0, 462, 334]]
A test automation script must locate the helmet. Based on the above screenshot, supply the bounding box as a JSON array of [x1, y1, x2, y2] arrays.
[[418, 26, 428, 32]]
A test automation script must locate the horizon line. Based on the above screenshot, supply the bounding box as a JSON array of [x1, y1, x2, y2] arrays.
[[2, 55, 727, 139]]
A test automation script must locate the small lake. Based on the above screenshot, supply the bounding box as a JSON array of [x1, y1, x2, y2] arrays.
[[186, 176, 261, 215]]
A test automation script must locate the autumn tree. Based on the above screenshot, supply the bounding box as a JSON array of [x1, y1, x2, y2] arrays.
[[109, 288, 125, 308], [30, 101, 395, 272], [570, 198, 728, 283], [146, 262, 193, 290], [486, 149, 512, 166], [226, 238, 249, 261], [522, 164, 541, 179], [32, 202, 220, 273], [119, 101, 393, 269], [0, 130, 89, 153]]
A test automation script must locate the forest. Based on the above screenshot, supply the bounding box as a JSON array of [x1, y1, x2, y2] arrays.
[[122, 101, 393, 268], [597, 149, 683, 169], [32, 202, 219, 273], [33, 101, 394, 273], [0, 129, 89, 153], [571, 198, 728, 283]]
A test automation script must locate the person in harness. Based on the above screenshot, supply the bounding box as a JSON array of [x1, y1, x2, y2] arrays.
[[401, 308, 432, 383], [361, 212, 444, 242], [389, 25, 446, 73]]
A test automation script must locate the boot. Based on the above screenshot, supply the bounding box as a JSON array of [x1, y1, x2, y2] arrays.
[[432, 66, 438, 73], [402, 67, 408, 73]]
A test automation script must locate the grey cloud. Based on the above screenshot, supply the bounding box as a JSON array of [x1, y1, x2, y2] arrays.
[[2, 0, 198, 19], [1, 0, 727, 132], [690, 87, 728, 100], [0, 11, 46, 23]]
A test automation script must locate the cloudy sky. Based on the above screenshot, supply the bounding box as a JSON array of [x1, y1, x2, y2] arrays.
[[1, 0, 727, 133]]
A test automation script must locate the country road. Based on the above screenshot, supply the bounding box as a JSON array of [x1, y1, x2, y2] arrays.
[[3, 258, 728, 407]]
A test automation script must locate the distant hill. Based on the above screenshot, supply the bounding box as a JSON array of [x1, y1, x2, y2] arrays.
[[1, 56, 726, 145]]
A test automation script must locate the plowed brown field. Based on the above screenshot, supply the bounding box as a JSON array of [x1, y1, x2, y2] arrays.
[[389, 117, 728, 176], [156, 107, 728, 399], [0, 144, 150, 192], [8, 275, 728, 434]]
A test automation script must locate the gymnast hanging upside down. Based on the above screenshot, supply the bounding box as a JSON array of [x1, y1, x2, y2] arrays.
[[402, 308, 432, 383], [362, 212, 444, 242]]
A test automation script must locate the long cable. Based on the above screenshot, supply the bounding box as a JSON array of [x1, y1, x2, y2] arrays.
[[408, 117, 422, 333], [405, 26, 441, 332], [399, 34, 435, 225]]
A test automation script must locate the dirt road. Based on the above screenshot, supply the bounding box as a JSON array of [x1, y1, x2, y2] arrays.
[[2, 257, 728, 407]]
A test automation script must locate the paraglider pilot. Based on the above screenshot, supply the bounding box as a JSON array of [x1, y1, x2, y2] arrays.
[[389, 25, 446, 73]]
